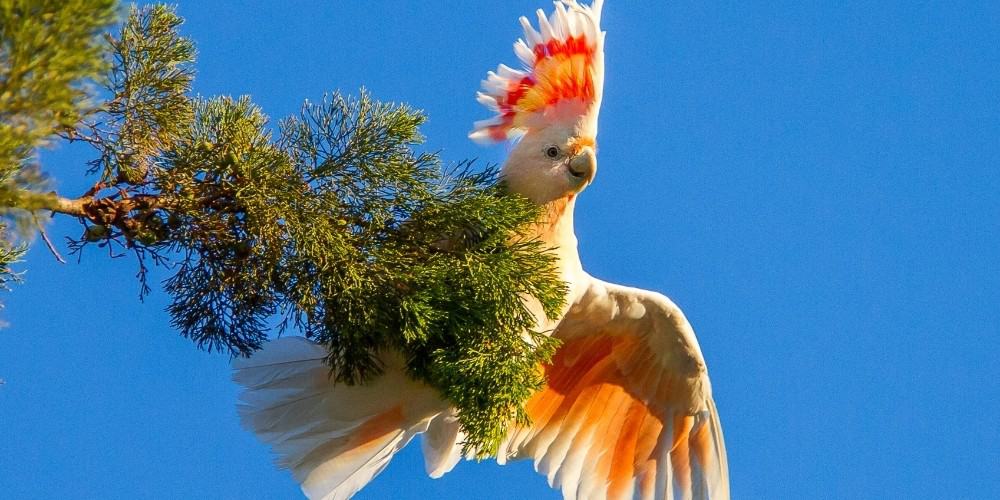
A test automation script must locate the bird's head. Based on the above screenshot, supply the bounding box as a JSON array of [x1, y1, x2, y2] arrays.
[[469, 0, 604, 205], [503, 126, 596, 203]]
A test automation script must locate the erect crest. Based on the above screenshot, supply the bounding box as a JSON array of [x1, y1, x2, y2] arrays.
[[469, 0, 605, 144]]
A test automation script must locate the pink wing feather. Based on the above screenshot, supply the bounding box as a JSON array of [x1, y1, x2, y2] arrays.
[[499, 279, 731, 500]]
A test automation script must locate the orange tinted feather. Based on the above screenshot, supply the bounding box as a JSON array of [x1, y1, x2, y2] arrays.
[[690, 418, 713, 472], [638, 463, 657, 500], [347, 406, 404, 453], [634, 410, 664, 470], [671, 415, 694, 453], [526, 336, 606, 428], [515, 323, 723, 499], [587, 387, 631, 495], [293, 405, 405, 472], [523, 336, 614, 458], [607, 399, 646, 498], [671, 431, 693, 494]]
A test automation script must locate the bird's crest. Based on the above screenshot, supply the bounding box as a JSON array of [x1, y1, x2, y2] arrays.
[[470, 0, 605, 144]]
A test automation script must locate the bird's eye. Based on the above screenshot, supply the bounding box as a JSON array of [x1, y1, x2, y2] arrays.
[[545, 145, 561, 159]]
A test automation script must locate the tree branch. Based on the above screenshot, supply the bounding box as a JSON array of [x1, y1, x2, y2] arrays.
[[32, 213, 66, 264], [0, 187, 87, 216], [0, 184, 164, 225]]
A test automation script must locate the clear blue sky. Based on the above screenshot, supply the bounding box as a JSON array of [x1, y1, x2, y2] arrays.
[[2, 1, 998, 498]]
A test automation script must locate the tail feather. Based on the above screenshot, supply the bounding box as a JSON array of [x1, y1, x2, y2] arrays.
[[234, 337, 450, 500], [420, 410, 465, 478], [299, 409, 432, 500]]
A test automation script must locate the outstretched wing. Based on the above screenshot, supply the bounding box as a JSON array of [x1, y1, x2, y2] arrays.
[[470, 0, 605, 143], [499, 278, 729, 500]]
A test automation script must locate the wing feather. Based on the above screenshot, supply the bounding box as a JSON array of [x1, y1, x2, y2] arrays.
[[504, 278, 729, 500]]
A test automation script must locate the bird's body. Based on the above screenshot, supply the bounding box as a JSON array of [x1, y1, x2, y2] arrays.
[[235, 2, 729, 498]]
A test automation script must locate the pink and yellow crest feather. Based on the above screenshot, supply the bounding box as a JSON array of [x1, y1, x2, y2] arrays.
[[470, 0, 605, 143]]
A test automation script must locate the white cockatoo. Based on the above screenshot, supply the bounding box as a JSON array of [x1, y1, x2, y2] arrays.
[[234, 2, 729, 499]]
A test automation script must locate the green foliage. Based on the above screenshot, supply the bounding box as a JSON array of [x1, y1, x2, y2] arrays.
[[159, 96, 285, 354], [399, 184, 566, 457], [97, 4, 195, 182], [0, 0, 116, 172], [155, 94, 566, 455], [275, 97, 566, 455], [0, 240, 24, 290], [0, 2, 569, 456], [0, 0, 117, 285]]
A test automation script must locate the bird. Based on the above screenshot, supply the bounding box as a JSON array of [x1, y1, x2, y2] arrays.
[[233, 2, 730, 499]]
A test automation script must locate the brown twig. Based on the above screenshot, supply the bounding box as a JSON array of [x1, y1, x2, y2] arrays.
[[32, 214, 66, 264]]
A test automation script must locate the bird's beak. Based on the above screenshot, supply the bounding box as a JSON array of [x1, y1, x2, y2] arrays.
[[567, 146, 597, 186]]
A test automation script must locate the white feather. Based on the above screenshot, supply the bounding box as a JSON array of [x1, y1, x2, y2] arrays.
[[536, 9, 554, 42], [476, 92, 499, 111], [483, 73, 507, 95], [497, 63, 525, 80], [473, 116, 504, 130], [580, 12, 597, 43], [421, 411, 464, 478], [468, 128, 494, 144], [514, 39, 536, 66], [552, 2, 570, 39], [520, 16, 543, 47], [565, 7, 581, 37]]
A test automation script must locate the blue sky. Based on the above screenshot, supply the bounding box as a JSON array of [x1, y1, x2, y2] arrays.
[[2, 1, 999, 498]]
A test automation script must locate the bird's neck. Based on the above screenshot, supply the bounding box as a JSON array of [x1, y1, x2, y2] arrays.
[[515, 194, 589, 332], [529, 195, 584, 282]]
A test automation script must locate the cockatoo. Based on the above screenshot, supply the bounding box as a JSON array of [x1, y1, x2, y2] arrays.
[[233, 2, 730, 499]]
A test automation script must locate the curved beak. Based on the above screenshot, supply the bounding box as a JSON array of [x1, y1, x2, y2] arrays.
[[567, 146, 597, 186]]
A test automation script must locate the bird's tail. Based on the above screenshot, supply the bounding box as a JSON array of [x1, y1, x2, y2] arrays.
[[233, 337, 457, 500]]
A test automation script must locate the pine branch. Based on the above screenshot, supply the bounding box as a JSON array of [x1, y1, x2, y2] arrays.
[[0, 1, 570, 456], [0, 185, 164, 223]]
